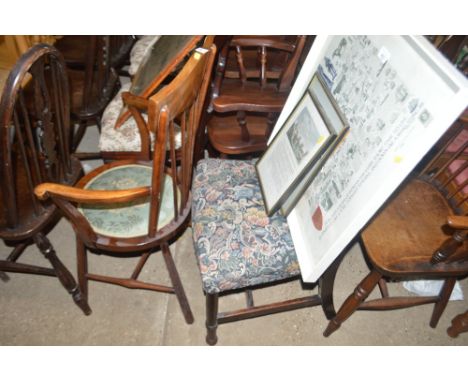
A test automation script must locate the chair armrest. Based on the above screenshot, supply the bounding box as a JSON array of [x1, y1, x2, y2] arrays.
[[447, 215, 468, 230], [35, 183, 150, 204]]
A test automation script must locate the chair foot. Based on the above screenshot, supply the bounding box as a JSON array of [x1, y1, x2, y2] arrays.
[[205, 293, 219, 345], [323, 320, 340, 337], [71, 287, 92, 316], [206, 325, 218, 346], [0, 271, 10, 282], [34, 233, 91, 315]]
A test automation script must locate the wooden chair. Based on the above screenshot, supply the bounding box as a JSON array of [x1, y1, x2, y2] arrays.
[[34, 46, 216, 323], [98, 35, 206, 162], [323, 114, 468, 337], [191, 156, 340, 345], [58, 36, 123, 155], [207, 35, 307, 156], [0, 44, 91, 315]]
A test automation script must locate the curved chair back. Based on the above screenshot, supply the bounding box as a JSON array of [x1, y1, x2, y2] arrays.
[[0, 43, 79, 239], [0, 43, 90, 315]]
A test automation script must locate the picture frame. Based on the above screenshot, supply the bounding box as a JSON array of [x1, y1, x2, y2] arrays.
[[282, 35, 468, 283], [256, 73, 348, 216], [280, 73, 349, 216]]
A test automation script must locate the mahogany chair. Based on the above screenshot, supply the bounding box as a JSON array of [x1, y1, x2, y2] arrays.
[[0, 44, 91, 315], [207, 35, 307, 156], [34, 46, 216, 323], [323, 114, 468, 337]]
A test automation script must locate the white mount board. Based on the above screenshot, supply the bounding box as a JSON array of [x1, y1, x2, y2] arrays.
[[269, 36, 468, 282]]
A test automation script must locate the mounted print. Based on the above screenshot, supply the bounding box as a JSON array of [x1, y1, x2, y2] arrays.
[[270, 35, 468, 282]]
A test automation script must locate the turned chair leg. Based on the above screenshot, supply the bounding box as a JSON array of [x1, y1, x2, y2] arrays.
[[161, 243, 194, 324], [236, 111, 250, 142], [34, 233, 91, 315], [430, 277, 456, 328], [323, 269, 382, 337], [205, 293, 219, 345]]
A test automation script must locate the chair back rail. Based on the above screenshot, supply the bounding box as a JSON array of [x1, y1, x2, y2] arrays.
[[422, 115, 468, 214]]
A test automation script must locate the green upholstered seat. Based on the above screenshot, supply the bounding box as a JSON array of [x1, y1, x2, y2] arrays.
[[79, 164, 178, 238]]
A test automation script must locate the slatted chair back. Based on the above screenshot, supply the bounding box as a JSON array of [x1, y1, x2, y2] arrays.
[[68, 36, 120, 153], [0, 44, 90, 315], [147, 46, 216, 236], [421, 112, 468, 215], [0, 43, 75, 236], [207, 36, 308, 156], [78, 36, 119, 118]]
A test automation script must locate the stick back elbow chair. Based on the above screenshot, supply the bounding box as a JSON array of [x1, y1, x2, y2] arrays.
[[34, 46, 216, 323], [207, 35, 308, 157], [324, 113, 468, 337]]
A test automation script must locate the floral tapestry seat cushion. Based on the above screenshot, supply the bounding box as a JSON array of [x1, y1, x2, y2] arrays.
[[191, 158, 300, 294], [99, 82, 181, 153], [78, 164, 178, 238]]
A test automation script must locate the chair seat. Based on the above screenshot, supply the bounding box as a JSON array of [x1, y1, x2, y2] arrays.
[[192, 158, 300, 294], [207, 113, 270, 155], [99, 83, 181, 153], [78, 164, 178, 238], [362, 179, 468, 276], [212, 79, 288, 113]]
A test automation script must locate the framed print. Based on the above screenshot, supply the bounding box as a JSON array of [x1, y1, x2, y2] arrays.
[[281, 35, 468, 283], [256, 89, 341, 216], [279, 73, 349, 216]]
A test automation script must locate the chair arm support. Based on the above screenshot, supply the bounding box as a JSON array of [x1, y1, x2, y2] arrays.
[[447, 215, 468, 230], [114, 91, 149, 128], [121, 91, 149, 110], [34, 183, 150, 204]]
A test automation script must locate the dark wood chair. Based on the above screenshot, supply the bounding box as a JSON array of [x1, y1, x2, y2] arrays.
[[56, 36, 124, 155], [207, 35, 307, 156], [0, 43, 91, 315], [34, 46, 216, 323], [323, 114, 468, 337]]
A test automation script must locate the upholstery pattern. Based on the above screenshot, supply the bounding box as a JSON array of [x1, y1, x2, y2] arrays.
[[99, 82, 181, 153], [192, 159, 300, 294], [79, 164, 178, 238], [129, 35, 161, 76]]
